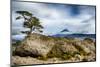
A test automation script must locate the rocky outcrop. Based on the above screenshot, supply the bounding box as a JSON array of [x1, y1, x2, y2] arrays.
[[12, 33, 96, 65], [14, 33, 55, 57]]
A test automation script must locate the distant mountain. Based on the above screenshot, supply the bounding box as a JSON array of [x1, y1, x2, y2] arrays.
[[61, 29, 69, 32], [52, 34, 96, 38]]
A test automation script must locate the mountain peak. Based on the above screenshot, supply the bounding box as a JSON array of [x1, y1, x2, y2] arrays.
[[61, 29, 69, 32]]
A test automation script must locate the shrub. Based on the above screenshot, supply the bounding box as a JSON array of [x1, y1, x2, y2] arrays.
[[84, 38, 94, 43], [61, 52, 72, 60], [37, 56, 48, 61], [47, 44, 63, 58], [73, 44, 87, 56], [47, 44, 75, 60]]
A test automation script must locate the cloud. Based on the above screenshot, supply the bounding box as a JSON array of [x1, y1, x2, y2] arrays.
[[12, 1, 96, 35]]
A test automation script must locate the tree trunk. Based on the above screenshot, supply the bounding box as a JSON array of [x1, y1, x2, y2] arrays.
[[30, 28, 32, 34]]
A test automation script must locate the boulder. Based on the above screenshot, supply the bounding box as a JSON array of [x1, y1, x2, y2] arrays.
[[14, 33, 55, 57]]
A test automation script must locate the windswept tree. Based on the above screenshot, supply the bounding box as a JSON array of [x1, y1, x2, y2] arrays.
[[16, 11, 43, 34]]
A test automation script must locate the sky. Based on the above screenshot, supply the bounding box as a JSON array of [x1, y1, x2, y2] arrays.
[[12, 1, 96, 38]]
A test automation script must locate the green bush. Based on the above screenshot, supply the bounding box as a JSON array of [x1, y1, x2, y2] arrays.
[[73, 44, 87, 56], [47, 44, 76, 60], [47, 44, 63, 58], [84, 38, 94, 43], [61, 52, 72, 60], [37, 56, 48, 61]]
